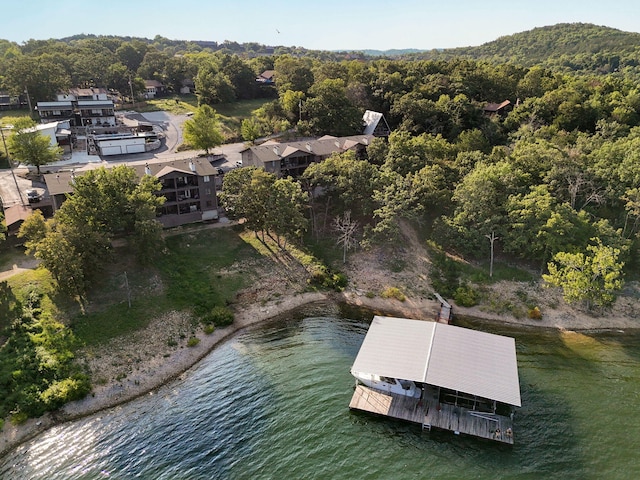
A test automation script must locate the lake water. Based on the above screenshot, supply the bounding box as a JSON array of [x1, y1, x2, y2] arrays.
[[1, 302, 640, 479]]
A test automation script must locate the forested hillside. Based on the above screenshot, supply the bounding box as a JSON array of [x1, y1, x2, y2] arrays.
[[409, 23, 640, 76], [2, 24, 640, 311]]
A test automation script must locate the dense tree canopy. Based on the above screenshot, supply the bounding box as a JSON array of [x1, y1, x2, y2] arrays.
[[3, 26, 640, 308], [18, 166, 164, 302], [220, 167, 308, 246]]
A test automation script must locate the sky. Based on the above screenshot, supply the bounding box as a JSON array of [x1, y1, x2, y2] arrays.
[[3, 0, 639, 51]]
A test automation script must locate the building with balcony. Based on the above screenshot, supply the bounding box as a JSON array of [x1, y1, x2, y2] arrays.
[[240, 134, 373, 178], [43, 158, 222, 228], [36, 87, 116, 127]]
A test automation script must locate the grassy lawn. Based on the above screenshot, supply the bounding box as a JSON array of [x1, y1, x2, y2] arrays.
[[214, 98, 271, 119], [0, 110, 31, 123], [137, 94, 198, 115], [214, 98, 273, 139], [71, 227, 261, 346], [139, 95, 271, 140]]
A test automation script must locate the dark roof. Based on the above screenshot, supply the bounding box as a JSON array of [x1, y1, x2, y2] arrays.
[[4, 204, 32, 231], [43, 158, 220, 196], [245, 134, 374, 165], [144, 80, 164, 88], [484, 100, 512, 112]]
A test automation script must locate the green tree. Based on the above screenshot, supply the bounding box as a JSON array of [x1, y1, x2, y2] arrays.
[[267, 177, 309, 247], [34, 228, 87, 307], [7, 119, 62, 174], [303, 78, 362, 136], [116, 40, 148, 72], [195, 66, 236, 104], [274, 55, 314, 95], [18, 166, 163, 302], [137, 50, 170, 81], [0, 211, 6, 245], [240, 118, 263, 143], [17, 209, 49, 254], [5, 53, 70, 104], [506, 185, 594, 269], [543, 239, 624, 309], [303, 151, 382, 234], [449, 160, 529, 268], [183, 105, 224, 155], [220, 168, 307, 244]]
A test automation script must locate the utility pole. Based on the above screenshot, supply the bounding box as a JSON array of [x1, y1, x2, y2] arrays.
[[0, 125, 25, 206], [24, 86, 33, 117], [128, 74, 135, 107]]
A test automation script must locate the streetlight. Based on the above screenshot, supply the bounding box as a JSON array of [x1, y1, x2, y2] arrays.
[[0, 125, 26, 206]]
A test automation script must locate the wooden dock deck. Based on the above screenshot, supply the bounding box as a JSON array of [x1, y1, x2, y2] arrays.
[[434, 293, 452, 324], [349, 384, 514, 444]]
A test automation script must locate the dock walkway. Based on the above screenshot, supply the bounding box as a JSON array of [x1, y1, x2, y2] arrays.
[[349, 384, 514, 444]]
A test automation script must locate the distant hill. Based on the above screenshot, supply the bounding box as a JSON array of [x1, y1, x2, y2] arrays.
[[452, 23, 640, 63], [11, 23, 640, 74], [407, 23, 640, 74], [359, 48, 427, 57]]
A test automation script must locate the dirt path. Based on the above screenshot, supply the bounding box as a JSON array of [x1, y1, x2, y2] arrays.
[[0, 257, 39, 282]]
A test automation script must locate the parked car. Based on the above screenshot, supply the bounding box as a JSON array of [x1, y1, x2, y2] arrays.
[[25, 188, 42, 203]]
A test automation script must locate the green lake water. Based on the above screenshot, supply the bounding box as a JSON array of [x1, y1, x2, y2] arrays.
[[1, 302, 639, 479]]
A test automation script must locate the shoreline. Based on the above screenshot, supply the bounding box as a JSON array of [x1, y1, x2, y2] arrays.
[[1, 289, 638, 458]]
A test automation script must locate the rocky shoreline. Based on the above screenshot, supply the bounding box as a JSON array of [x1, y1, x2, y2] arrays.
[[2, 283, 640, 458]]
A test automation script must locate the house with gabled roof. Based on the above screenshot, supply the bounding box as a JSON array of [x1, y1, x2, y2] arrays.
[[144, 80, 166, 99], [256, 70, 275, 85], [484, 100, 512, 116], [363, 110, 391, 137], [240, 134, 373, 177]]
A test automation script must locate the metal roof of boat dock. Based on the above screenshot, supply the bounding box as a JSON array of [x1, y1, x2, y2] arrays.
[[350, 316, 521, 407]]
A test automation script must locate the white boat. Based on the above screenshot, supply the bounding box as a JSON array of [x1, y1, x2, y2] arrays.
[[351, 372, 421, 398]]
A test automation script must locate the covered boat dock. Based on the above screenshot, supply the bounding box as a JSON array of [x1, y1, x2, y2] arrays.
[[349, 316, 521, 444]]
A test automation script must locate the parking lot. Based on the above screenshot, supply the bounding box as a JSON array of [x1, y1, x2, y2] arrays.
[[0, 111, 246, 211]]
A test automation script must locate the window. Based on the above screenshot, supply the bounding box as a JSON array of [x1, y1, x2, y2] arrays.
[[203, 175, 210, 182], [205, 188, 211, 195]]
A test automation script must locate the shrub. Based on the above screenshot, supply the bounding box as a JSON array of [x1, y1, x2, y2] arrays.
[[528, 306, 542, 320], [308, 264, 348, 291], [203, 325, 215, 335], [381, 287, 406, 302], [201, 305, 234, 327], [187, 337, 200, 347], [10, 412, 28, 426], [40, 375, 92, 409], [453, 285, 479, 307]]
